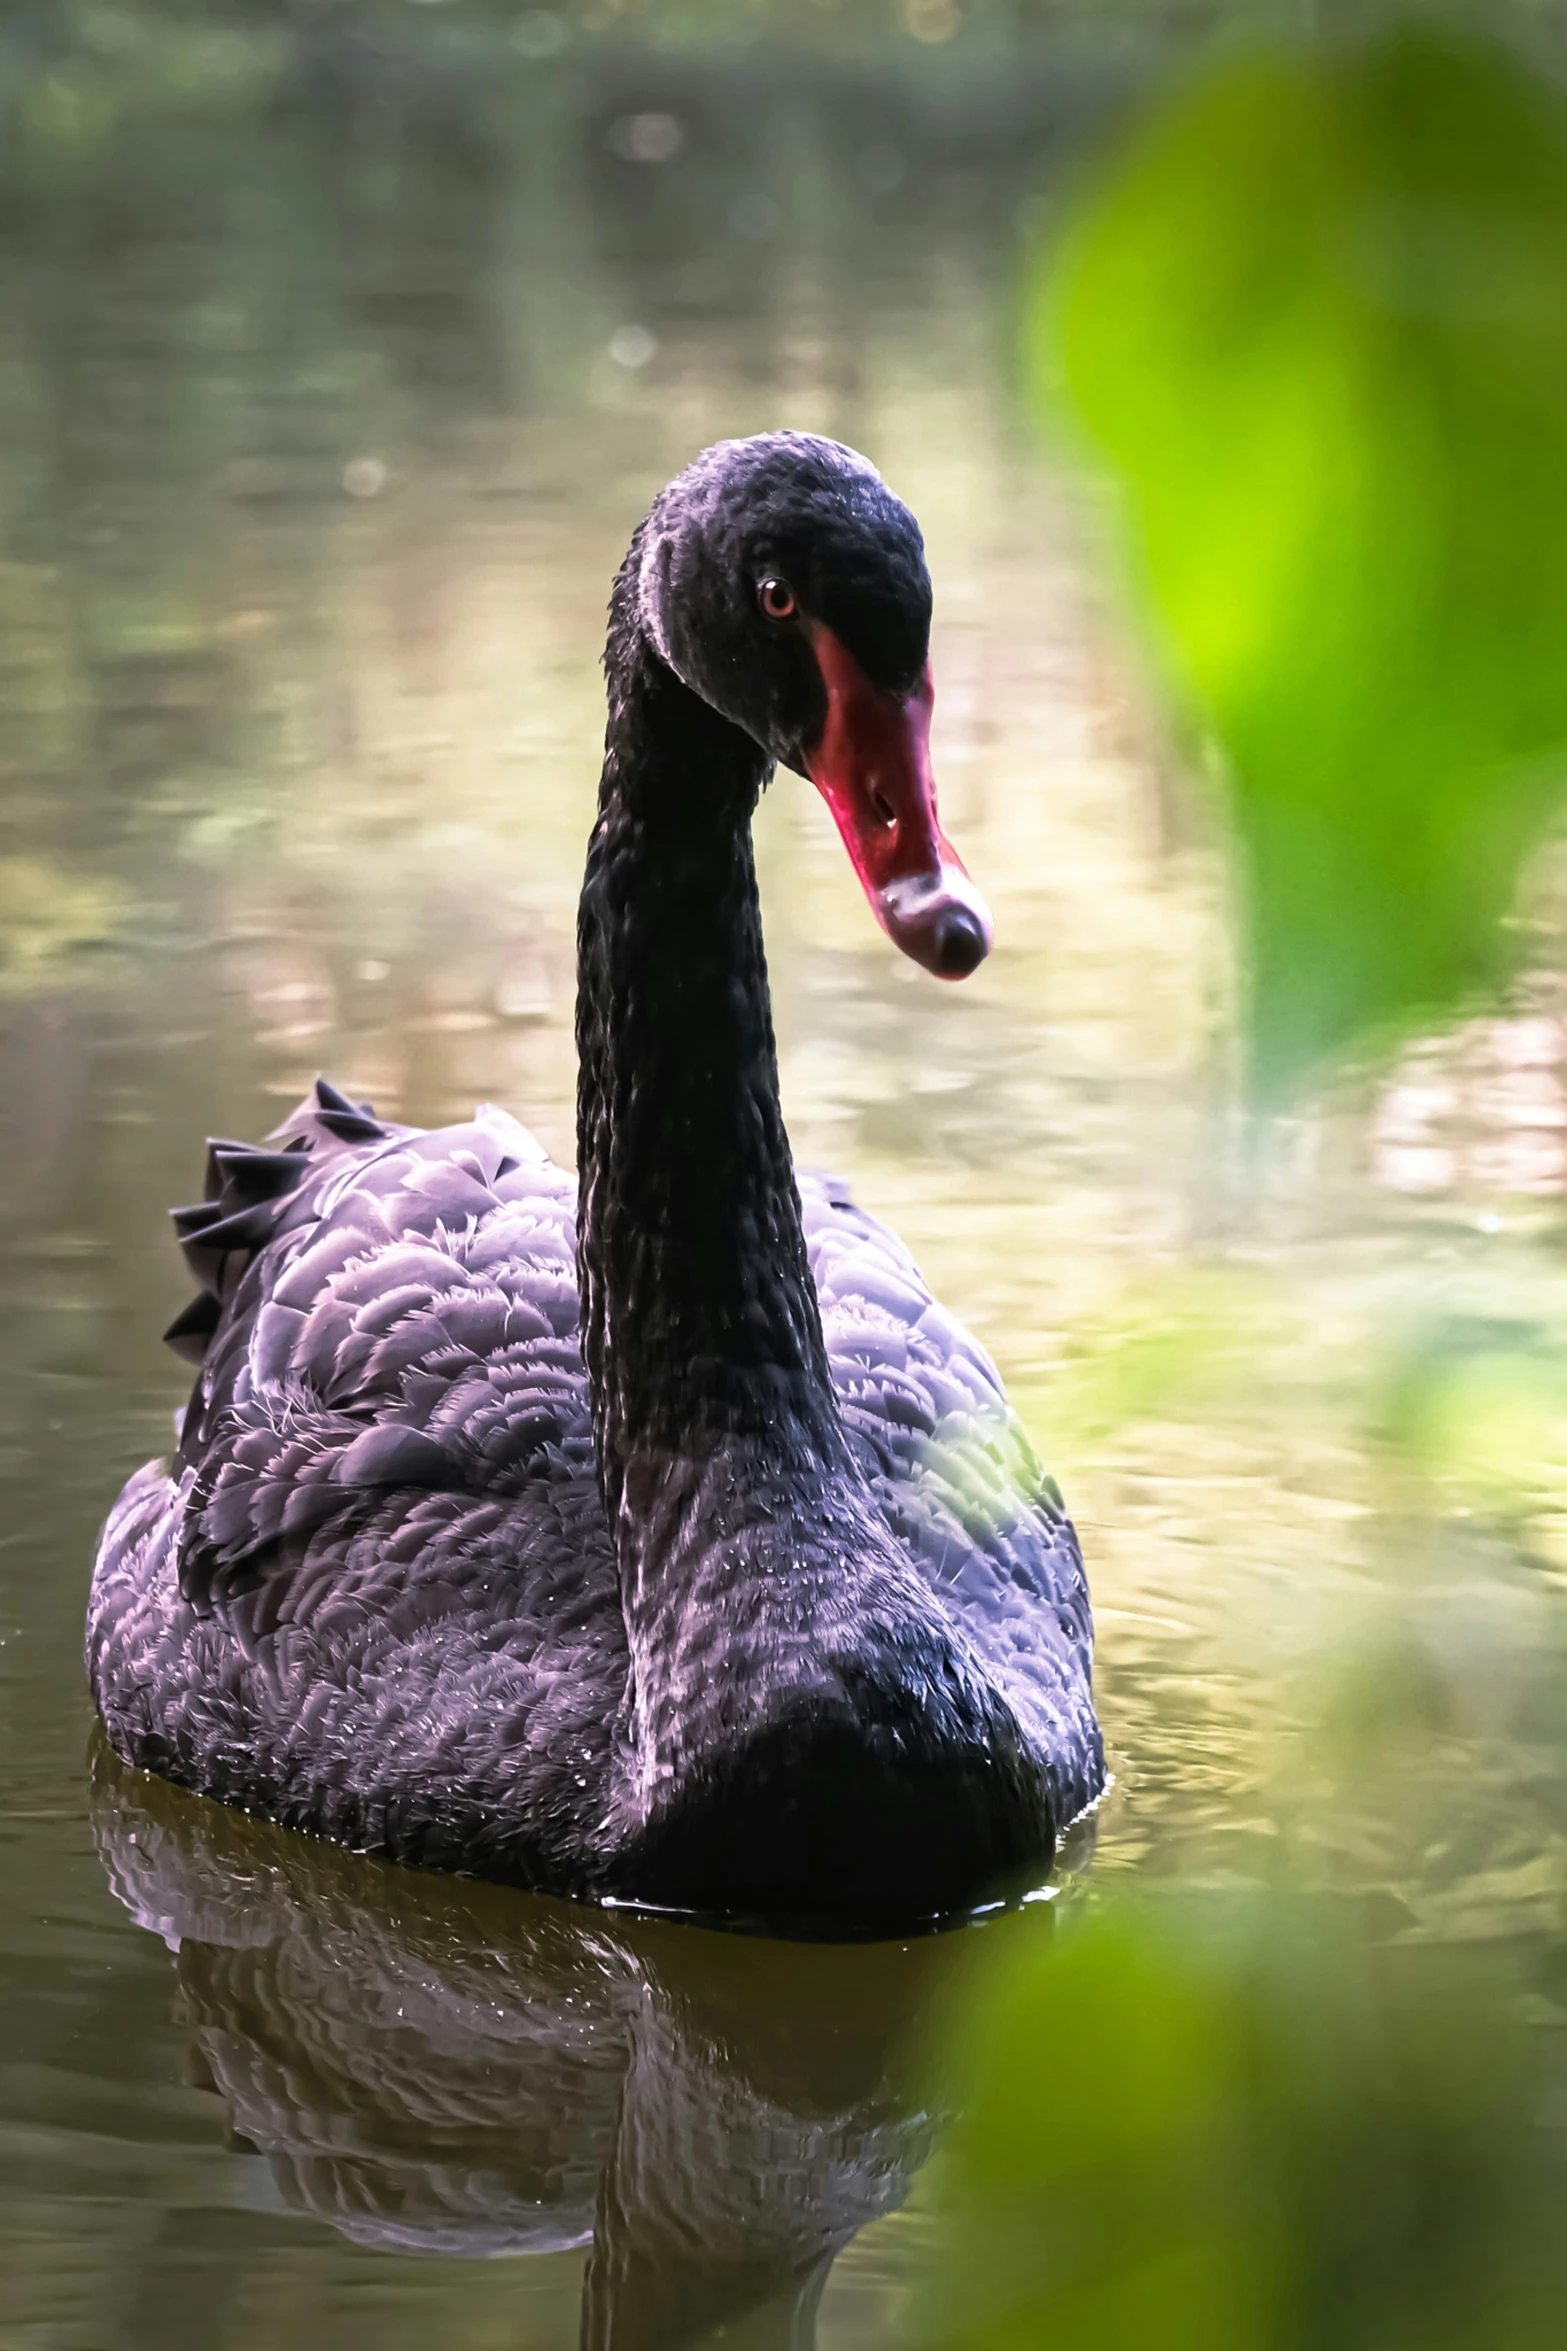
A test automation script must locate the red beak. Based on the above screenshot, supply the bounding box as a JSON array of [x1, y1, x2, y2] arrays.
[[801, 625, 993, 981]]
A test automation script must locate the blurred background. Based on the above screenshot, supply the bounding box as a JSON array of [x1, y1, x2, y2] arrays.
[[3, 4, 1567, 2347]]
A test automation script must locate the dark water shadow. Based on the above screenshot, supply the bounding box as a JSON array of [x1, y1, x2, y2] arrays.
[[88, 1742, 1007, 2349]]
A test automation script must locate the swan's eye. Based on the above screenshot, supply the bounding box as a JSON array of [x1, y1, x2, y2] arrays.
[[757, 577, 796, 623]]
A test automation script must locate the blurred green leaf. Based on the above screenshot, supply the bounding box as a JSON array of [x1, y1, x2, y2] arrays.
[[1382, 1319, 1567, 1514], [1038, 1265, 1289, 1446], [929, 1893, 1565, 2351], [1041, 28, 1567, 1092]]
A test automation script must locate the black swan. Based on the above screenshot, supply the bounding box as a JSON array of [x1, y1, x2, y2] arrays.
[[87, 432, 1103, 1933], [93, 1744, 964, 2339]]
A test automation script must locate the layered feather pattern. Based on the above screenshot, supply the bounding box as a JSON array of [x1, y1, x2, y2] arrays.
[[87, 1081, 1098, 1902]]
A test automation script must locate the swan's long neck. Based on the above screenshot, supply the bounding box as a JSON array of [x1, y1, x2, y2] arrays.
[[575, 621, 846, 1529]]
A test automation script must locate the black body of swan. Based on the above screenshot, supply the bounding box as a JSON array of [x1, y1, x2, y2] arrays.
[[87, 432, 1103, 1934], [93, 1746, 970, 2341]]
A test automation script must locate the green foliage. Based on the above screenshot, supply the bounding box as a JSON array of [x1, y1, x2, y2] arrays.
[[973, 54, 1567, 2329], [1380, 1317, 1567, 1513], [1040, 26, 1567, 1093], [930, 1893, 1566, 2351]]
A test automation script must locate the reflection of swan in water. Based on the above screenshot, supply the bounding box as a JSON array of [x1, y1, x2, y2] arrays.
[[91, 1745, 990, 2347]]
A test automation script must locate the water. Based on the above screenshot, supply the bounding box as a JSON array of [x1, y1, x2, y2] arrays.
[[3, 19, 1567, 2348]]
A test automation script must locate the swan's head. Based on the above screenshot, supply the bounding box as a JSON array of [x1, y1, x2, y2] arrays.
[[634, 431, 993, 981]]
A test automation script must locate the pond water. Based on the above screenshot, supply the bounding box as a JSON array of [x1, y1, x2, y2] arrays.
[[3, 21, 1567, 2351]]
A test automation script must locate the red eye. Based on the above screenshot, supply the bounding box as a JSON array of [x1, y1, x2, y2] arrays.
[[758, 577, 796, 622]]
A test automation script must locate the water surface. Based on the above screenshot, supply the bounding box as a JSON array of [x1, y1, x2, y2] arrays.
[[3, 25, 1566, 2349]]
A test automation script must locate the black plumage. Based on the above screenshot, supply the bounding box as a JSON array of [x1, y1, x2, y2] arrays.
[[87, 433, 1103, 1933]]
